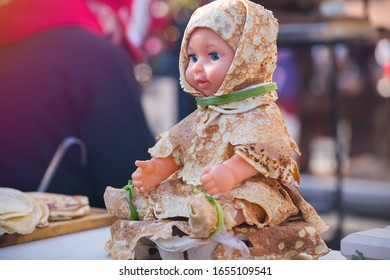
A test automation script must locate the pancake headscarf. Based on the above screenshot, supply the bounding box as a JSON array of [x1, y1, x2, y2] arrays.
[[179, 0, 278, 97]]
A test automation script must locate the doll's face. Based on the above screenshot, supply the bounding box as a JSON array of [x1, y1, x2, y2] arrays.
[[185, 28, 234, 97]]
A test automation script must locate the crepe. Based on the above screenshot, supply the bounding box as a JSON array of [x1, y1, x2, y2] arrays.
[[104, 218, 329, 260], [0, 195, 42, 235], [282, 185, 329, 233], [103, 179, 328, 259], [105, 220, 190, 260], [212, 221, 330, 260], [235, 144, 300, 188], [229, 178, 299, 227], [27, 192, 90, 221], [104, 186, 151, 220], [30, 197, 50, 228], [188, 193, 218, 238], [0, 188, 90, 235], [0, 187, 33, 220]]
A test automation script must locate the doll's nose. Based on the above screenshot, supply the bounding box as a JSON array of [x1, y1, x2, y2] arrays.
[[191, 60, 204, 73]]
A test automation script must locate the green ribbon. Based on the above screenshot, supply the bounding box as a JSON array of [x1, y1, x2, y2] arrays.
[[194, 189, 223, 238], [196, 82, 277, 106], [122, 180, 139, 220]]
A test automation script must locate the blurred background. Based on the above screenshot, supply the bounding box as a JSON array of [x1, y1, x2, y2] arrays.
[[119, 0, 390, 250]]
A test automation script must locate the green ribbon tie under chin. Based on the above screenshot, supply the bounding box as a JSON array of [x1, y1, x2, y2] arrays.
[[195, 82, 277, 107]]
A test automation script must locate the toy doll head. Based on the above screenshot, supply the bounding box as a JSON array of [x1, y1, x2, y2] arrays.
[[179, 0, 278, 97], [184, 27, 236, 97]]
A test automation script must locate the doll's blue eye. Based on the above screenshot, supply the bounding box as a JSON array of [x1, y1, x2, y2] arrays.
[[188, 54, 198, 63], [209, 52, 220, 61]]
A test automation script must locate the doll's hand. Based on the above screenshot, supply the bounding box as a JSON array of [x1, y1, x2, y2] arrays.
[[200, 164, 236, 196], [131, 156, 181, 195], [131, 160, 161, 195], [200, 155, 258, 196]]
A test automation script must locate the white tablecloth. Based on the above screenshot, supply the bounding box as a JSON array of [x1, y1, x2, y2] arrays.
[[0, 227, 345, 260], [0, 227, 111, 260]]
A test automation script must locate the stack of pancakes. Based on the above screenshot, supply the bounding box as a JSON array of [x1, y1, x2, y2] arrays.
[[0, 187, 90, 235], [103, 186, 330, 260]]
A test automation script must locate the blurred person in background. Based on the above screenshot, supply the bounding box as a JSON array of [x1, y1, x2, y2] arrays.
[[0, 0, 154, 207]]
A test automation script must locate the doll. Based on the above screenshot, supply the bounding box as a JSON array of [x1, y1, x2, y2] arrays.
[[104, 0, 329, 260]]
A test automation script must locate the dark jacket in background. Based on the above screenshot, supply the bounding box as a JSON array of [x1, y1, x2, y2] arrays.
[[0, 27, 154, 207]]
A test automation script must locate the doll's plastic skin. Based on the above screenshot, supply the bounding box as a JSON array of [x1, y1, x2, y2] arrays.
[[132, 156, 180, 195]]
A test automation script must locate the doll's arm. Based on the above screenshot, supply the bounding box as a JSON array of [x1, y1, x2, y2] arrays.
[[131, 155, 180, 195], [200, 154, 257, 196]]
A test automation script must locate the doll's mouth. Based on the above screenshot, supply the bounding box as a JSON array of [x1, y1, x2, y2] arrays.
[[196, 80, 211, 89]]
